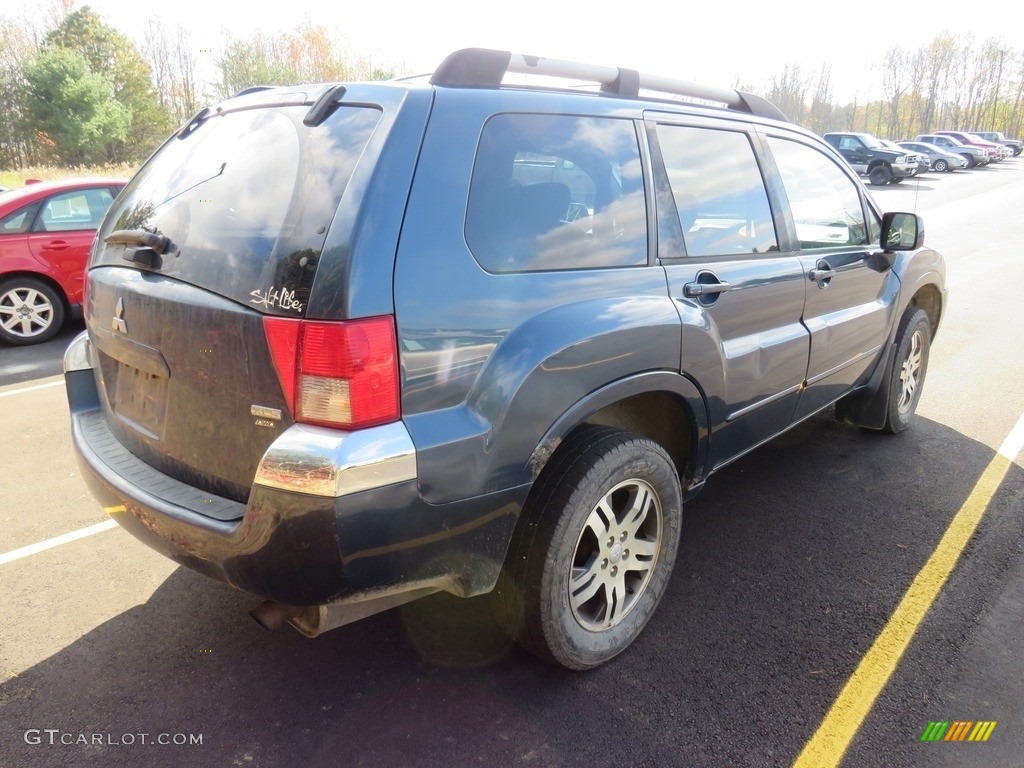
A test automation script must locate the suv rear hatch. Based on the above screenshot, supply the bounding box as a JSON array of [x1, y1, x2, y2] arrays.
[[86, 89, 385, 508]]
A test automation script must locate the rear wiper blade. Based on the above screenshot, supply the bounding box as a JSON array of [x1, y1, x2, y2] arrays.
[[104, 230, 170, 254], [104, 230, 172, 267]]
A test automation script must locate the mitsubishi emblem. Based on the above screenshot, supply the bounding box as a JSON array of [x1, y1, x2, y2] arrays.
[[112, 297, 128, 334]]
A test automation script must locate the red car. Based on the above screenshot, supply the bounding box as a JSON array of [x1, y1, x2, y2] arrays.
[[0, 178, 125, 345]]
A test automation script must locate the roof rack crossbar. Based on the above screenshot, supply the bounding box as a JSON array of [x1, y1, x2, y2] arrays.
[[430, 48, 787, 122]]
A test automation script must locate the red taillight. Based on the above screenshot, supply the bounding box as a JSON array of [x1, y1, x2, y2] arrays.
[[263, 315, 399, 430], [263, 316, 301, 408]]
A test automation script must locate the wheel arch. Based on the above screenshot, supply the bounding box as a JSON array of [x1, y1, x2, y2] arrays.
[[528, 371, 710, 496], [908, 282, 943, 339], [835, 279, 941, 431]]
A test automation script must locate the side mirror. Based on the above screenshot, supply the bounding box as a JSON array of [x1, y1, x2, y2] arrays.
[[881, 211, 924, 251]]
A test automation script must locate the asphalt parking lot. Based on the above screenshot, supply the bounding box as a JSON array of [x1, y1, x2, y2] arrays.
[[1, 162, 1022, 767]]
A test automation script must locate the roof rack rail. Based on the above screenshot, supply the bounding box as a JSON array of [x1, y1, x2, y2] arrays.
[[430, 48, 787, 123], [233, 86, 275, 98]]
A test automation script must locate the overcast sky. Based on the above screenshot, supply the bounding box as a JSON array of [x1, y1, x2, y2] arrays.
[[13, 0, 1024, 102]]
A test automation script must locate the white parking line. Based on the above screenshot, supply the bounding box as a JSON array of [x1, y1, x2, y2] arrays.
[[999, 412, 1024, 461], [0, 379, 63, 398], [0, 520, 118, 566]]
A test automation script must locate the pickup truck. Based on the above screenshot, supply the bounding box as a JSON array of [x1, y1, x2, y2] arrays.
[[971, 131, 1022, 157], [823, 132, 918, 185]]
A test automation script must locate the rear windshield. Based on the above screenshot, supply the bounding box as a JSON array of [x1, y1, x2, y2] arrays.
[[96, 104, 382, 315]]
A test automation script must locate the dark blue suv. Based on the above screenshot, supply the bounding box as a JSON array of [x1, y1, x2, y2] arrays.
[[64, 48, 946, 669]]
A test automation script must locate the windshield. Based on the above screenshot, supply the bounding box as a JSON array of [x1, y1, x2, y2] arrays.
[[857, 134, 884, 149]]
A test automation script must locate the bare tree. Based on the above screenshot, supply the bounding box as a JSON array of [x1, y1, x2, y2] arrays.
[[805, 64, 834, 134], [919, 35, 958, 133], [0, 19, 32, 167], [214, 21, 393, 101], [765, 62, 810, 124], [882, 46, 909, 137], [1009, 54, 1024, 137], [139, 17, 200, 124], [977, 40, 1013, 130]]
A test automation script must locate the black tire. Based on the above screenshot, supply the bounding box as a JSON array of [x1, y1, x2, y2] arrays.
[[494, 425, 683, 670], [0, 277, 65, 346], [881, 308, 931, 434], [960, 153, 976, 168], [933, 158, 949, 172], [889, 177, 904, 184], [868, 164, 892, 186]]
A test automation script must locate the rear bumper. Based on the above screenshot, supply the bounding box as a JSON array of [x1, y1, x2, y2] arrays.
[[64, 331, 522, 609]]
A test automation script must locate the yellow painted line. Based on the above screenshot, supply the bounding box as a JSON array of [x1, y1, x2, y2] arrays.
[[0, 520, 119, 566], [793, 414, 1024, 768]]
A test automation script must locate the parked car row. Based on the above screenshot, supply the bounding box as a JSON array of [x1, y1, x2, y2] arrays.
[[823, 127, 1020, 184], [822, 132, 919, 185], [916, 131, 1014, 166]]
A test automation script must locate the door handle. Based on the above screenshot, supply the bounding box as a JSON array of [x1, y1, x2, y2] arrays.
[[42, 240, 69, 251], [684, 280, 732, 298], [809, 261, 836, 285]]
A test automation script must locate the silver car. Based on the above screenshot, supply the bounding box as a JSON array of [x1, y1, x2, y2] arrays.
[[915, 134, 990, 168], [898, 141, 969, 172]]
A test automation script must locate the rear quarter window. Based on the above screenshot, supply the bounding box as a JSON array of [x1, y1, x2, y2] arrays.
[[465, 114, 647, 272]]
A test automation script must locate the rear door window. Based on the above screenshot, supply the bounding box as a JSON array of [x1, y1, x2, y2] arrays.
[[34, 187, 115, 232], [655, 124, 777, 257]]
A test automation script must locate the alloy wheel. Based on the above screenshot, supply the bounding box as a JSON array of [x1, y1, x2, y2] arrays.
[[569, 478, 662, 631]]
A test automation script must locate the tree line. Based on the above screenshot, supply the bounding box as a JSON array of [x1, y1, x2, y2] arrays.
[[0, 5, 392, 169], [753, 35, 1023, 139], [1, 5, 1022, 171]]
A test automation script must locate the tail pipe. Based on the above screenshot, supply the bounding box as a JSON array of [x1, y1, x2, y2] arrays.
[[249, 600, 304, 631]]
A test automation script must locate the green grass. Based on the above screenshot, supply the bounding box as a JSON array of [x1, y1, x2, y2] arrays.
[[1, 164, 137, 188]]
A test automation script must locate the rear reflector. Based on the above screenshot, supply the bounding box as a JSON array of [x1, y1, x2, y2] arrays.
[[264, 315, 399, 430]]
